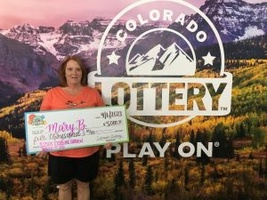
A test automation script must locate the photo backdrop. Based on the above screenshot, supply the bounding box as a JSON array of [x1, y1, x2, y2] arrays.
[[0, 0, 266, 199]]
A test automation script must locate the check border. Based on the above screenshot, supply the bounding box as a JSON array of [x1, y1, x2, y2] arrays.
[[24, 105, 129, 154]]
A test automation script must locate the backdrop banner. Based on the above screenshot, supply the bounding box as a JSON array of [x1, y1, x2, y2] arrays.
[[0, 0, 266, 199]]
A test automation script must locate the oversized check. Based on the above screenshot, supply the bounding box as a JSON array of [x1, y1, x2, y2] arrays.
[[24, 105, 129, 154]]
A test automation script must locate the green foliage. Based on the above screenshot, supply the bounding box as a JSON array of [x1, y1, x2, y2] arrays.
[[0, 147, 266, 200], [0, 51, 267, 200], [231, 62, 267, 117], [224, 35, 267, 59], [0, 90, 46, 138], [251, 127, 267, 149]]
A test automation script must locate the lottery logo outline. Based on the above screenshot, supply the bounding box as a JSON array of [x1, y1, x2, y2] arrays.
[[88, 0, 232, 127]]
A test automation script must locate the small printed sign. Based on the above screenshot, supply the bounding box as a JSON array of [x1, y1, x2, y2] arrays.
[[24, 105, 129, 154]]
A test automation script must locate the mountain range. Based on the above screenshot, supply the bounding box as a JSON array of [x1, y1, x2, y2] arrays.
[[128, 43, 195, 76], [0, 0, 266, 105], [198, 0, 266, 42]]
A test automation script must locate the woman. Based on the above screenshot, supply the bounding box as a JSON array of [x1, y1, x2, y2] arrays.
[[39, 56, 104, 200]]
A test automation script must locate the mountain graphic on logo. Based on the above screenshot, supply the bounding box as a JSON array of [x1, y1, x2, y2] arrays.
[[127, 43, 195, 76]]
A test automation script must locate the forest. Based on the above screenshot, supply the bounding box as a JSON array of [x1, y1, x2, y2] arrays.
[[0, 57, 266, 200]]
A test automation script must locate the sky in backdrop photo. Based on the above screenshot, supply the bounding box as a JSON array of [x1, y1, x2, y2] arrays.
[[0, 0, 265, 29]]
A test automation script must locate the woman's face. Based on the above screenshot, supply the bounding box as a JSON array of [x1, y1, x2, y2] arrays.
[[65, 60, 83, 86]]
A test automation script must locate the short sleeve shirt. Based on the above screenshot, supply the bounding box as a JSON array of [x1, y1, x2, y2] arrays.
[[40, 86, 105, 158]]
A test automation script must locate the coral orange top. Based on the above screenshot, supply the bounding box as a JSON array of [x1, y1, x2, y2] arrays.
[[40, 86, 105, 158]]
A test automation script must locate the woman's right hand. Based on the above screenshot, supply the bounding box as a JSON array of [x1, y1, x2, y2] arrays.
[[36, 151, 48, 159]]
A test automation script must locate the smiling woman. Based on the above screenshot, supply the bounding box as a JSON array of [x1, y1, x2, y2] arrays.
[[39, 55, 105, 200]]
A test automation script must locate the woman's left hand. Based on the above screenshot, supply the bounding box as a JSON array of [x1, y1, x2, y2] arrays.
[[104, 142, 113, 149]]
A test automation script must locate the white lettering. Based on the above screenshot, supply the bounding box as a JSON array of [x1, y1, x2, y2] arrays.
[[106, 142, 215, 158], [196, 142, 213, 157], [116, 30, 127, 42], [163, 9, 173, 22], [137, 14, 148, 25], [175, 13, 186, 25], [106, 143, 121, 158], [154, 142, 171, 157], [186, 20, 198, 32], [116, 9, 208, 43], [178, 142, 195, 157], [126, 19, 137, 32], [138, 142, 155, 157], [102, 80, 229, 115], [149, 10, 160, 21], [123, 142, 136, 158]]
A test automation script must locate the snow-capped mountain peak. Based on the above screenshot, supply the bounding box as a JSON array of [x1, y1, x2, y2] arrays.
[[199, 0, 267, 42], [0, 19, 107, 60]]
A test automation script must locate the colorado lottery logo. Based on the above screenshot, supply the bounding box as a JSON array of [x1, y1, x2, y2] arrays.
[[88, 0, 233, 128]]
